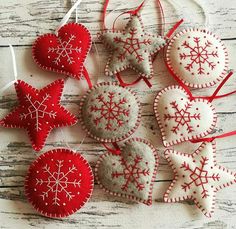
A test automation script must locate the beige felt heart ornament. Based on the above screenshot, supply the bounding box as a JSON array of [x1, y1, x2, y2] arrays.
[[154, 85, 217, 147], [95, 138, 159, 205]]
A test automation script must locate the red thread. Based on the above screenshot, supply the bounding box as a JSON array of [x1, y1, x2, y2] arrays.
[[112, 154, 150, 191], [164, 101, 200, 134], [102, 142, 121, 155]]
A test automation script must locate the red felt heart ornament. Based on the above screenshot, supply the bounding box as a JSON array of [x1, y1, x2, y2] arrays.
[[32, 23, 91, 80]]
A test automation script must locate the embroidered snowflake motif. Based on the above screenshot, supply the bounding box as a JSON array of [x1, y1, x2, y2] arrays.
[[35, 160, 81, 206], [164, 101, 200, 134], [90, 92, 130, 131], [20, 94, 57, 131], [112, 155, 150, 192], [180, 156, 220, 198], [179, 37, 218, 75], [48, 35, 82, 65], [114, 28, 151, 63]]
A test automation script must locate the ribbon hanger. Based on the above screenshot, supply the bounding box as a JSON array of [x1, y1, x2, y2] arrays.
[[0, 45, 18, 94], [191, 130, 236, 143]]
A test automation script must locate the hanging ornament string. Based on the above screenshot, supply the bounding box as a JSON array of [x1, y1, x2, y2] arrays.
[[191, 130, 236, 143], [102, 0, 184, 88], [0, 45, 18, 94], [167, 0, 210, 27], [56, 0, 93, 89]]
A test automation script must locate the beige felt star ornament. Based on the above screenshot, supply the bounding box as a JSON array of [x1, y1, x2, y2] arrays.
[[102, 13, 167, 79], [164, 141, 236, 217]]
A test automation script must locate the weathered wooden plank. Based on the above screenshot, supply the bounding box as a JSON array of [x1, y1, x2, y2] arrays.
[[0, 0, 236, 45]]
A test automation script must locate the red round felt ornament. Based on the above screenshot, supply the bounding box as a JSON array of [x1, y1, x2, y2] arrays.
[[25, 148, 93, 218]]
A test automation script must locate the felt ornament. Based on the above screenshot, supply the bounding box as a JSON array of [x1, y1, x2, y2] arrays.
[[32, 1, 93, 88], [0, 79, 77, 151], [101, 0, 183, 87], [95, 138, 159, 205], [154, 72, 236, 147], [164, 141, 236, 217], [25, 148, 94, 218], [79, 82, 141, 144], [165, 28, 229, 88]]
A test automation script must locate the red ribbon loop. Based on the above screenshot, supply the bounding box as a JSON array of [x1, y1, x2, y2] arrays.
[[116, 73, 152, 88], [82, 67, 93, 89], [102, 142, 121, 155], [191, 130, 236, 143]]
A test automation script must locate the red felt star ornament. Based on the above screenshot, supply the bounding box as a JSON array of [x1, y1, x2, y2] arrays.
[[0, 79, 77, 151]]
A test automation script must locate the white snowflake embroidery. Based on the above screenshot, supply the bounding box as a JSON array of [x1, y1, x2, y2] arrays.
[[179, 37, 218, 75], [36, 160, 81, 206], [48, 35, 82, 65], [19, 94, 57, 131]]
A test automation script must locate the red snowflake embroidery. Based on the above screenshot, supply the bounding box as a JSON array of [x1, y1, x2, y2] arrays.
[[180, 156, 220, 198], [90, 92, 130, 131], [164, 101, 200, 134], [114, 28, 151, 63], [112, 155, 150, 192], [179, 37, 218, 75]]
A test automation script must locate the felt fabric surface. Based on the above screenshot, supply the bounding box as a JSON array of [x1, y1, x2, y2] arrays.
[[95, 138, 159, 205], [154, 85, 217, 147], [166, 28, 229, 88], [0, 79, 77, 151], [79, 82, 141, 142], [25, 148, 94, 218], [164, 142, 236, 217], [102, 13, 167, 79], [32, 23, 91, 80]]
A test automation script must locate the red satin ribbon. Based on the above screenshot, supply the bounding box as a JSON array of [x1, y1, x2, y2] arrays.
[[191, 130, 236, 143], [82, 67, 93, 89], [102, 142, 121, 155]]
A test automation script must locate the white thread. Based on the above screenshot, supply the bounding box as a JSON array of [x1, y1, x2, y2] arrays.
[[167, 0, 209, 27], [60, 129, 87, 152], [0, 45, 18, 94], [56, 0, 82, 34]]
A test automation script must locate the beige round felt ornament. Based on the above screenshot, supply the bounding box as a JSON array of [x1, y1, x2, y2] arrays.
[[166, 28, 229, 88], [79, 82, 141, 143]]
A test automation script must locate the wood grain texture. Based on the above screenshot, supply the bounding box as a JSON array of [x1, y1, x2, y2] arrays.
[[0, 0, 236, 228]]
